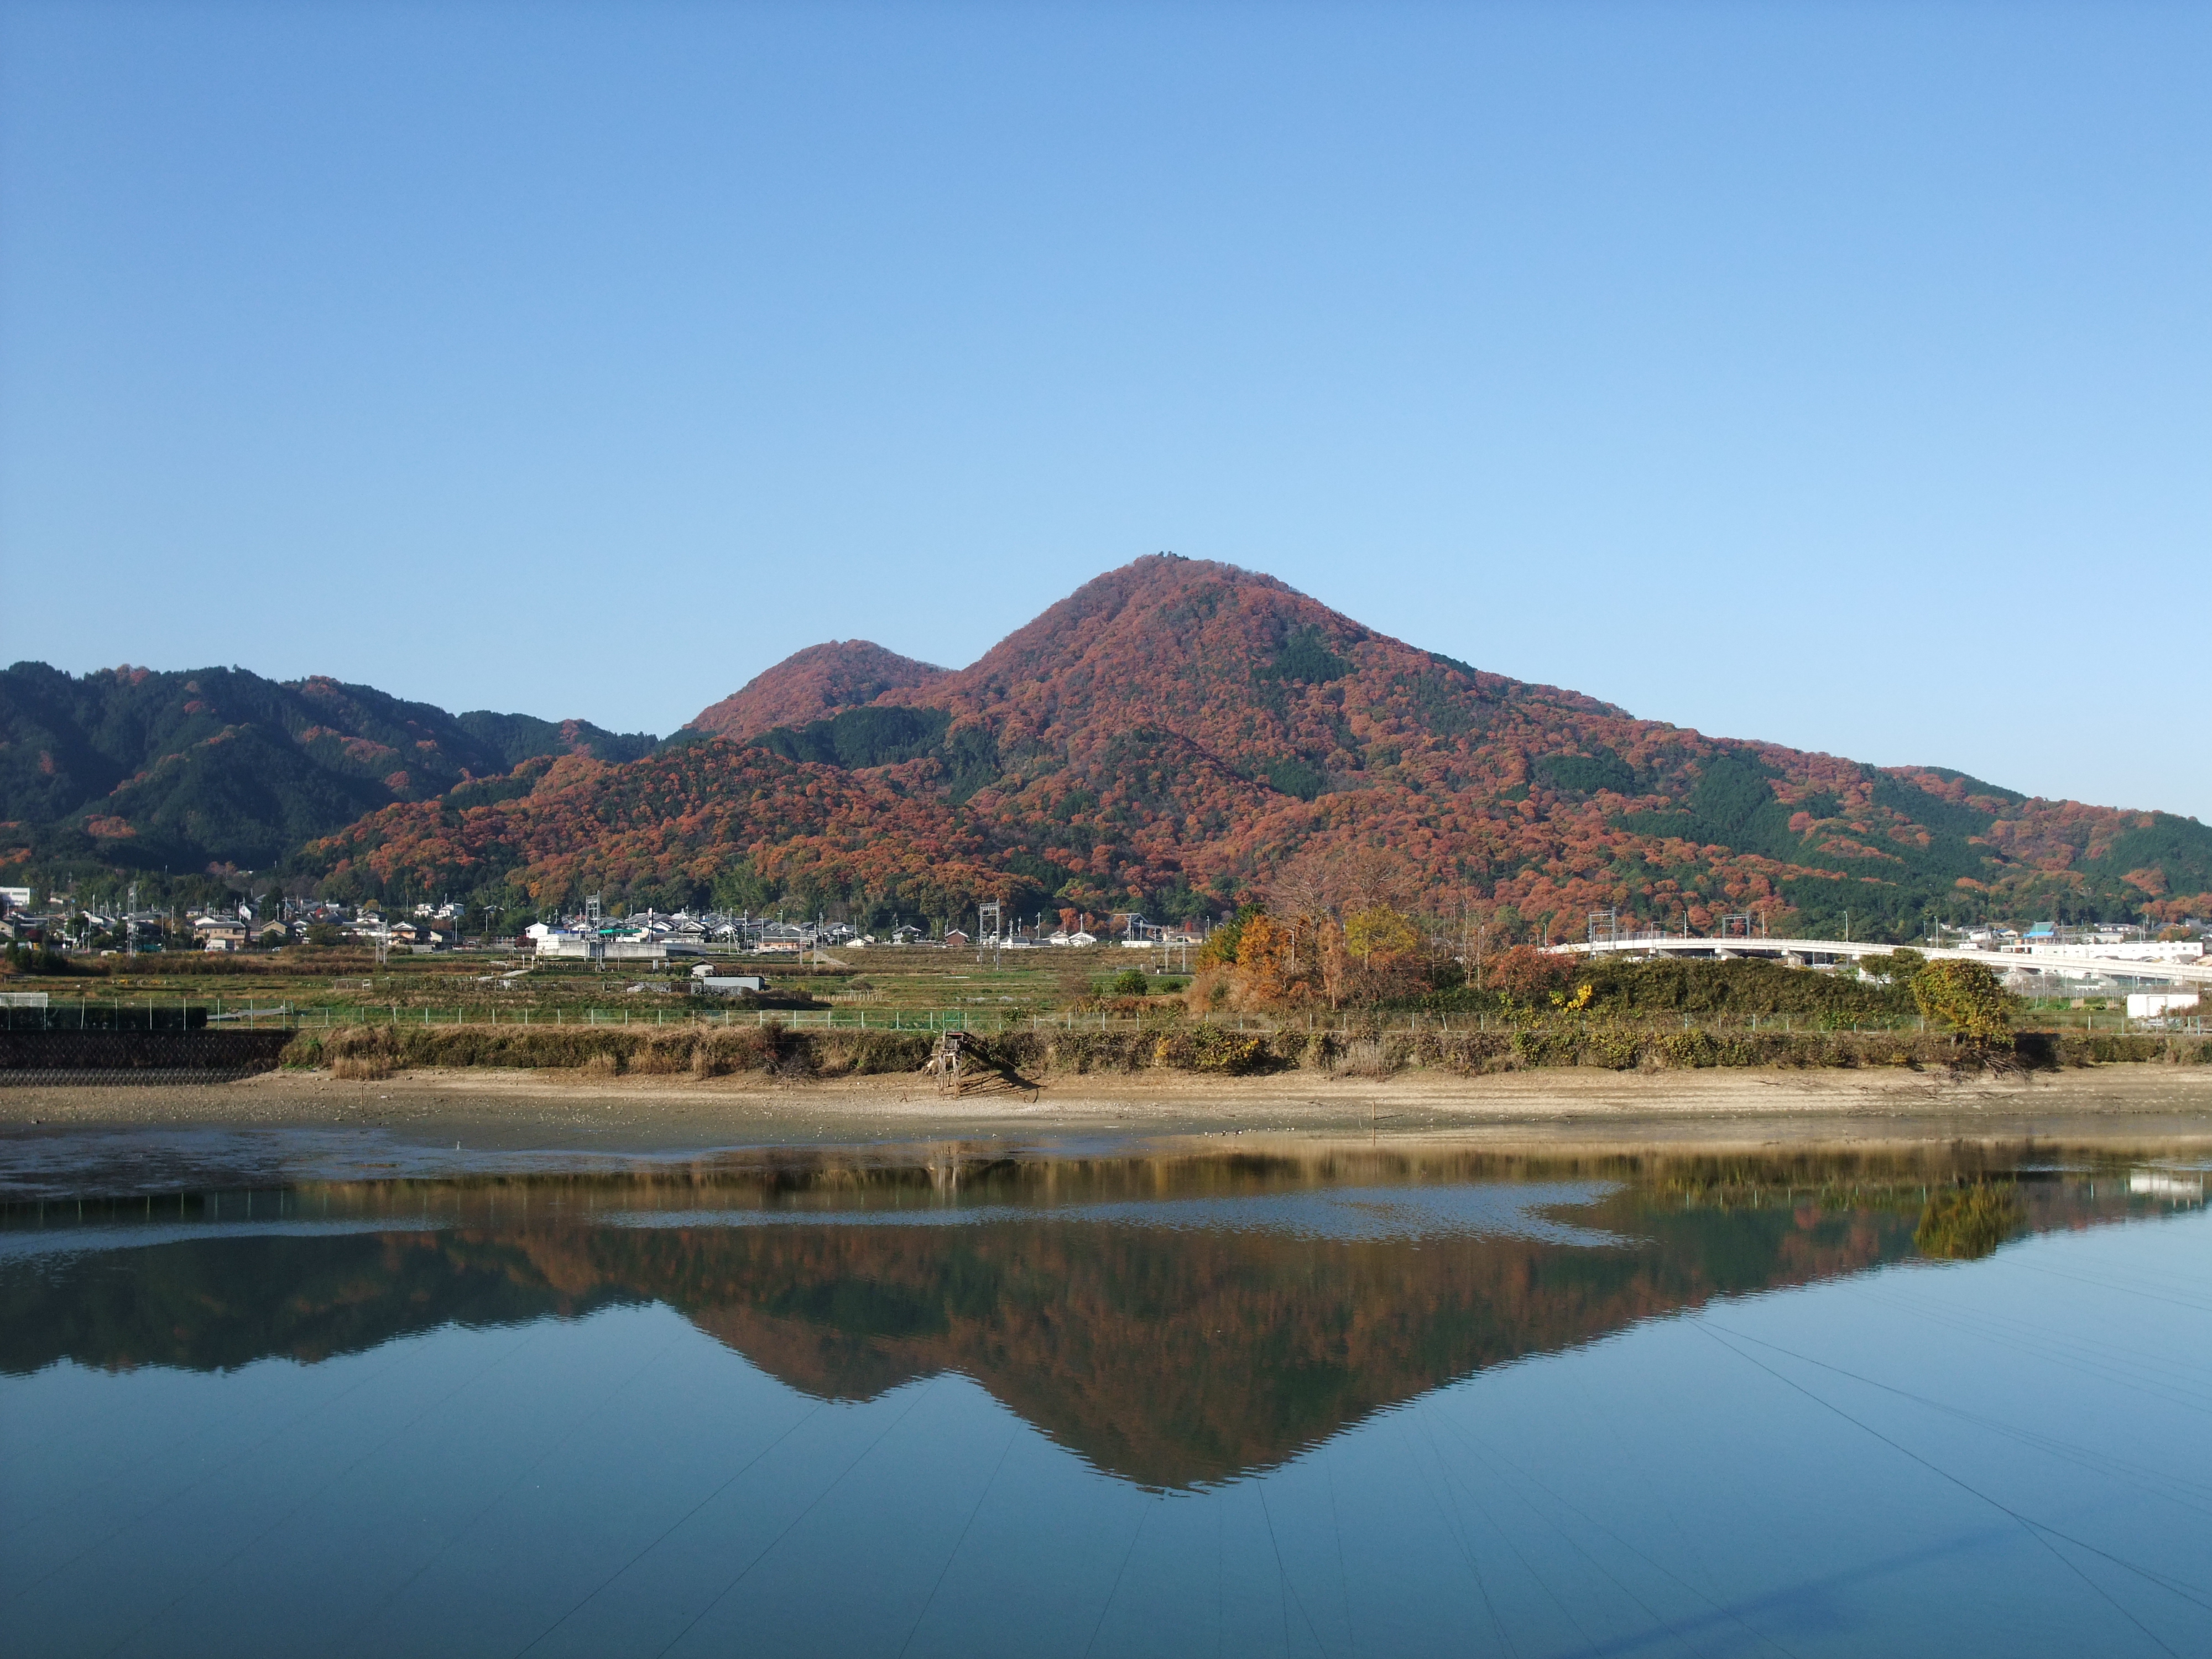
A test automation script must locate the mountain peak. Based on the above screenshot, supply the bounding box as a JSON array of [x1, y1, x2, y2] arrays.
[[301, 557, 2212, 937], [894, 554, 1542, 783], [689, 640, 947, 741]]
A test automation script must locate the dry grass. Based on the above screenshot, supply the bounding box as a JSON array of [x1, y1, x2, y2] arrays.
[[1328, 1039, 1397, 1078], [291, 1018, 2208, 1081]]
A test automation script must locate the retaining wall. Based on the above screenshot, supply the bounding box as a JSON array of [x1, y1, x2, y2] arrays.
[[0, 1030, 295, 1084]]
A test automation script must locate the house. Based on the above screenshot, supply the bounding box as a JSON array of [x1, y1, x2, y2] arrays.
[[646, 914, 711, 956], [944, 929, 970, 947], [195, 917, 247, 952], [256, 919, 290, 946], [758, 923, 808, 954]]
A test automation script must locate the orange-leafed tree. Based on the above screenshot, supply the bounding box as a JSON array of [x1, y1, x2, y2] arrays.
[[1484, 944, 1575, 1009]]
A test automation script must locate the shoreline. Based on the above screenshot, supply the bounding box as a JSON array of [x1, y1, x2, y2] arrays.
[[3, 1062, 2208, 1159]]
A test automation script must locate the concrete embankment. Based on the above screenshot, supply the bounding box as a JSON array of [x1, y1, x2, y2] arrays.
[[0, 1029, 297, 1084]]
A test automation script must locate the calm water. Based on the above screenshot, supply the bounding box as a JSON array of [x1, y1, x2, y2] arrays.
[[3, 1142, 2209, 1657]]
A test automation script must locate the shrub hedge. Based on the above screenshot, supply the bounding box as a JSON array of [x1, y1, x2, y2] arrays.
[[278, 1018, 2212, 1078]]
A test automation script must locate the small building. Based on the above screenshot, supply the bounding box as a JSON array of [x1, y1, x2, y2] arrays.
[[196, 917, 247, 952], [694, 974, 769, 996], [758, 923, 808, 954], [2126, 992, 2199, 1022]]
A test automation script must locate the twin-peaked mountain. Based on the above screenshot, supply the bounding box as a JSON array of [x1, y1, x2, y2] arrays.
[[308, 557, 2211, 938]]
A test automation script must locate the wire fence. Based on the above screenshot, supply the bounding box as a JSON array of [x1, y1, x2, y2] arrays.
[[3, 1002, 1937, 1037], [6, 1001, 2201, 1039]]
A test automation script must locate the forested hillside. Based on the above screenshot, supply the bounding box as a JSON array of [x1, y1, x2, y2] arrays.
[[0, 663, 655, 873], [685, 640, 946, 742], [302, 557, 2212, 941]]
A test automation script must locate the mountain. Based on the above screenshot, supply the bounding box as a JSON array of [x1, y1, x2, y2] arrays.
[[686, 640, 947, 743], [0, 662, 655, 873], [306, 556, 2212, 937]]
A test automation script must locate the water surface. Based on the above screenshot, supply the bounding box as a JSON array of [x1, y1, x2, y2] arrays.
[[4, 1144, 2208, 1656]]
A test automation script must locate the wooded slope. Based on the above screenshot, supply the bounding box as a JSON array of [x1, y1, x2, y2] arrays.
[[304, 556, 2212, 939], [0, 662, 654, 873]]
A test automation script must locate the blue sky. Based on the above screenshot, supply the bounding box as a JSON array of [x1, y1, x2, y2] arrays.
[[2, 2, 2205, 819]]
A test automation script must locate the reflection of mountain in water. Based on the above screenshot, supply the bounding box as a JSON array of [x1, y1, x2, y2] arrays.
[[0, 1150, 2173, 1488]]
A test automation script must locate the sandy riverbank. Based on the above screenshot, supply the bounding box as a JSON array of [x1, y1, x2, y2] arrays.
[[4, 1061, 2209, 1147]]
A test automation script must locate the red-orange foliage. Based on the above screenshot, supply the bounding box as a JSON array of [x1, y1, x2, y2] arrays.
[[688, 641, 947, 742], [1481, 946, 1578, 1007], [302, 557, 2205, 930]]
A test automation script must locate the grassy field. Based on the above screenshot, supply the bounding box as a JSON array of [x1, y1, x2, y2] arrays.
[[3, 946, 1190, 1029]]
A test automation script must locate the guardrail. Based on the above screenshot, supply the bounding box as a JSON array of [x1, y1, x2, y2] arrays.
[[1556, 936, 2212, 986]]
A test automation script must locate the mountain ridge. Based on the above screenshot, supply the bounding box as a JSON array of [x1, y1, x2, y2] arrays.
[[304, 556, 2212, 938], [0, 662, 656, 874]]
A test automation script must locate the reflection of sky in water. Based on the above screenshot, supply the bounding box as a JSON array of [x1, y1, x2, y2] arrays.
[[0, 1182, 1630, 1265], [603, 1182, 1627, 1245], [0, 1219, 410, 1263], [5, 1191, 2205, 1657], [1020, 1181, 1627, 1243]]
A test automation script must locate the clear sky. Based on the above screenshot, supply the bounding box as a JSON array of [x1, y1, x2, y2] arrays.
[[2, 2, 2205, 820]]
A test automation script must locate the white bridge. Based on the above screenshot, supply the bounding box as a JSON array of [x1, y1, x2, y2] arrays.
[[1551, 933, 2212, 988]]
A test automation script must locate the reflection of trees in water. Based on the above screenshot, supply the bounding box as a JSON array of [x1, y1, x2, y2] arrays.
[[0, 1148, 2172, 1487], [1914, 1183, 2027, 1260]]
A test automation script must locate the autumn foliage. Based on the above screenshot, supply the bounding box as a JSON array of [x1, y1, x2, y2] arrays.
[[1910, 959, 2016, 1044], [298, 556, 2212, 937], [1480, 946, 1578, 1009]]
